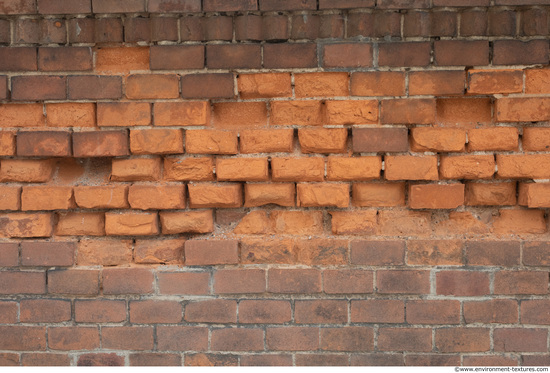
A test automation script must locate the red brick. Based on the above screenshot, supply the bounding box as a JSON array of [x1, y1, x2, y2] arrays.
[[68, 18, 123, 44], [270, 100, 323, 126], [468, 69, 523, 94], [0, 353, 19, 366], [204, 0, 256, 11], [436, 271, 490, 296], [49, 327, 99, 350], [186, 130, 238, 155], [267, 327, 318, 351], [239, 300, 291, 324], [0, 213, 54, 238], [240, 354, 293, 366], [259, 0, 315, 10], [95, 46, 149, 73], [492, 209, 546, 235], [92, 0, 145, 12], [0, 326, 46, 351], [352, 128, 408, 153], [409, 70, 465, 96], [494, 271, 548, 295], [434, 40, 490, 66], [102, 327, 154, 351], [351, 72, 405, 97], [48, 269, 99, 295], [298, 128, 348, 153], [493, 40, 549, 65], [409, 184, 464, 209], [213, 269, 265, 294], [295, 300, 347, 324], [407, 300, 460, 324], [134, 238, 185, 264], [73, 131, 128, 157], [351, 299, 404, 323], [464, 299, 518, 324], [498, 154, 550, 179], [129, 353, 181, 366], [0, 243, 19, 267], [523, 241, 550, 267], [264, 43, 317, 69], [150, 45, 204, 70], [435, 328, 491, 352], [407, 240, 463, 266], [0, 47, 37, 71], [20, 242, 74, 267], [105, 212, 159, 235], [495, 329, 548, 352], [352, 354, 404, 366], [97, 102, 150, 127], [77, 353, 124, 366], [437, 97, 492, 126], [320, 327, 373, 352], [157, 272, 210, 295], [238, 73, 292, 99], [156, 326, 208, 351], [11, 75, 66, 101], [160, 211, 213, 235], [351, 240, 405, 265], [38, 0, 90, 13], [326, 100, 378, 125], [0, 131, 15, 156], [268, 269, 321, 293], [296, 354, 349, 366], [188, 183, 242, 208], [130, 300, 182, 324], [271, 157, 324, 182], [154, 101, 209, 127], [330, 211, 377, 235], [381, 99, 435, 125], [323, 43, 373, 68], [0, 104, 45, 127], [216, 158, 268, 182], [185, 240, 238, 266], [211, 328, 264, 351], [128, 185, 185, 210], [378, 328, 432, 352], [0, 301, 16, 323], [185, 354, 238, 367], [125, 74, 179, 99], [181, 73, 234, 99], [17, 131, 71, 157], [379, 42, 430, 67], [20, 299, 71, 323], [327, 157, 381, 181], [185, 299, 236, 323], [411, 128, 465, 152], [526, 69, 550, 94], [240, 238, 294, 265], [523, 128, 550, 151], [521, 300, 550, 325], [377, 270, 430, 294], [75, 300, 127, 323], [102, 268, 153, 295], [465, 240, 520, 266], [297, 183, 349, 208], [212, 102, 267, 129], [404, 11, 457, 37], [21, 353, 70, 366], [46, 103, 95, 128], [0, 186, 20, 211]]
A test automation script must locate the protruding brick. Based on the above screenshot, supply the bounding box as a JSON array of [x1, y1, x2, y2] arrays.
[[111, 158, 161, 181], [188, 183, 242, 208], [150, 45, 204, 70], [465, 182, 516, 206], [467, 127, 518, 151], [74, 186, 129, 209], [73, 131, 128, 157], [409, 184, 464, 209], [105, 212, 159, 236], [327, 156, 381, 181], [185, 240, 238, 265], [56, 212, 104, 236], [186, 130, 238, 155]]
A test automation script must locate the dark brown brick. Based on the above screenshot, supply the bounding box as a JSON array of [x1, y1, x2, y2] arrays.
[[92, 0, 145, 13], [352, 128, 408, 153], [0, 271, 46, 294], [377, 270, 430, 294], [493, 40, 549, 66], [295, 354, 349, 366], [17, 131, 71, 157], [323, 43, 373, 68], [347, 13, 374, 37], [351, 299, 404, 323], [235, 15, 262, 41], [103, 268, 154, 294], [185, 299, 236, 323], [465, 240, 520, 266], [68, 75, 122, 100], [378, 0, 430, 8], [157, 272, 210, 295], [20, 241, 74, 266], [264, 43, 317, 69], [150, 45, 204, 70], [434, 40, 489, 66], [38, 0, 91, 13], [204, 16, 232, 41], [69, 18, 124, 43], [292, 14, 345, 40], [157, 326, 208, 351], [72, 131, 129, 158], [268, 268, 322, 293], [522, 8, 548, 36], [1, 353, 22, 366], [259, 0, 316, 10], [523, 241, 550, 266], [48, 269, 99, 295], [185, 240, 238, 266], [0, 20, 9, 44], [319, 0, 374, 8], [0, 243, 19, 267], [267, 327, 318, 351], [436, 271, 490, 296], [378, 328, 432, 352], [434, 0, 489, 5], [130, 300, 182, 323], [21, 353, 70, 366], [494, 329, 548, 352], [521, 300, 550, 325], [130, 353, 182, 366], [181, 73, 234, 99], [488, 10, 516, 36], [38, 47, 92, 71], [77, 353, 124, 366], [404, 11, 457, 37], [0, 326, 46, 351], [20, 299, 71, 322], [211, 328, 264, 351], [148, 0, 200, 12], [379, 42, 431, 67], [206, 44, 261, 69], [11, 75, 66, 101], [75, 299, 127, 323], [460, 10, 487, 36], [464, 300, 518, 324], [15, 18, 66, 44], [0, 47, 37, 71], [204, 0, 256, 11], [0, 0, 36, 14], [180, 16, 203, 41]]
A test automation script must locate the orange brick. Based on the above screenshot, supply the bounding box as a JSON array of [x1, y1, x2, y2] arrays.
[[295, 239, 348, 265], [433, 211, 490, 236], [134, 239, 185, 264], [270, 211, 323, 235], [238, 73, 292, 99], [154, 101, 209, 127], [408, 240, 463, 266], [185, 130, 238, 154], [331, 211, 377, 235], [271, 157, 324, 182], [467, 127, 518, 151], [77, 239, 133, 266], [468, 69, 523, 94], [244, 184, 295, 207], [0, 159, 54, 183], [0, 131, 15, 156], [74, 186, 129, 209], [298, 128, 348, 153], [497, 154, 550, 179], [466, 182, 516, 206], [352, 183, 405, 207], [325, 100, 378, 125], [97, 102, 151, 127], [492, 209, 546, 235], [56, 212, 105, 236], [385, 156, 438, 181], [241, 237, 295, 264], [523, 127, 550, 151], [130, 129, 183, 154], [440, 155, 495, 179], [185, 240, 238, 266], [525, 68, 550, 94], [410, 128, 466, 152], [518, 183, 550, 208], [0, 213, 53, 238], [125, 74, 179, 99], [381, 99, 435, 125], [46, 103, 96, 127], [216, 158, 268, 182], [105, 212, 159, 236], [95, 47, 149, 73], [212, 102, 267, 128], [188, 183, 242, 208], [21, 186, 73, 211], [437, 98, 492, 126], [0, 104, 44, 128], [234, 211, 273, 235], [160, 211, 214, 234], [409, 184, 465, 209], [297, 183, 349, 208], [378, 210, 431, 237], [111, 158, 161, 181], [0, 187, 20, 210], [409, 71, 465, 96], [496, 98, 550, 122], [350, 72, 405, 97], [294, 72, 349, 97], [327, 156, 381, 181], [164, 157, 214, 181], [239, 129, 294, 153], [128, 185, 185, 210], [72, 131, 128, 157], [270, 101, 324, 126]]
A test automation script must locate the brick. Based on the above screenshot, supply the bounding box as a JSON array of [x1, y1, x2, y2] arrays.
[[296, 354, 349, 366], [499, 154, 550, 179], [0, 131, 15, 156], [352, 128, 408, 153], [95, 47, 149, 73], [465, 241, 520, 266], [20, 299, 71, 323], [351, 240, 405, 266], [270, 100, 323, 126], [377, 270, 430, 294], [21, 353, 70, 366], [73, 131, 128, 157], [157, 272, 210, 295], [523, 241, 550, 266], [434, 40, 489, 66], [105, 212, 158, 236], [407, 240, 463, 266], [351, 72, 405, 97], [157, 325, 208, 351], [385, 156, 438, 181], [17, 131, 71, 157], [240, 354, 293, 366], [323, 43, 373, 68], [0, 0, 36, 14], [323, 269, 373, 294], [21, 186, 73, 211], [206, 44, 260, 69], [522, 8, 549, 36], [294, 73, 348, 98], [436, 211, 489, 238], [216, 158, 268, 182], [212, 102, 267, 129], [436, 271, 490, 296], [271, 157, 324, 182], [97, 102, 150, 127], [320, 327, 373, 352], [407, 300, 460, 324], [128, 185, 185, 210], [77, 353, 124, 366], [0, 243, 18, 266], [0, 213, 53, 238], [92, 0, 145, 12], [74, 186, 128, 209], [352, 354, 404, 366], [154, 101, 209, 127], [466, 356, 519, 367], [130, 129, 183, 155], [38, 47, 92, 71], [411, 128, 465, 152], [0, 326, 46, 351], [188, 183, 242, 208], [78, 239, 132, 266], [438, 97, 492, 126], [331, 211, 377, 235], [468, 69, 523, 94], [68, 75, 122, 100], [271, 211, 324, 235], [440, 155, 495, 179], [494, 40, 549, 65], [326, 100, 378, 125], [232, 210, 271, 235], [186, 130, 238, 155], [488, 10, 516, 36], [526, 69, 550, 94], [268, 269, 321, 293], [351, 299, 404, 323], [240, 129, 293, 154], [185, 240, 238, 266], [201, 16, 232, 41], [379, 210, 431, 237], [496, 97, 550, 122], [160, 211, 213, 235], [0, 271, 46, 294], [21, 241, 75, 266], [238, 73, 291, 99], [523, 356, 550, 366], [239, 300, 290, 324], [181, 73, 234, 99], [38, 0, 90, 13], [267, 327, 318, 351], [0, 103, 45, 127], [185, 299, 236, 323], [68, 18, 123, 44], [348, 12, 399, 38], [259, 0, 315, 10], [295, 238, 348, 265], [521, 300, 550, 325], [465, 182, 516, 206], [111, 158, 161, 181], [149, 45, 203, 70], [297, 183, 349, 208], [379, 42, 430, 67], [467, 127, 518, 151], [102, 268, 153, 295], [211, 328, 264, 352], [403, 11, 457, 37], [125, 74, 179, 99], [0, 47, 37, 71], [49, 327, 99, 350], [381, 99, 435, 125], [492, 209, 546, 235], [464, 300, 518, 324], [186, 354, 236, 367], [409, 184, 464, 209], [46, 103, 96, 127], [11, 75, 66, 101], [298, 128, 348, 154], [319, 0, 374, 8], [435, 328, 490, 352], [134, 242, 186, 271], [494, 271, 548, 295], [204, 0, 256, 11], [264, 43, 317, 69], [48, 269, 99, 295], [327, 157, 381, 181], [130, 300, 182, 324], [494, 329, 548, 352], [214, 269, 265, 294], [0, 21, 7, 44], [0, 186, 20, 211], [102, 327, 154, 351], [460, 9, 487, 36], [378, 328, 432, 352], [409, 71, 465, 96], [164, 157, 214, 181]]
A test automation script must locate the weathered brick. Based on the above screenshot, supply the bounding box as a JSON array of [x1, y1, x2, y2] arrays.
[[216, 158, 268, 182], [160, 211, 213, 235], [435, 328, 490, 352], [74, 186, 128, 209], [185, 240, 238, 266], [467, 127, 518, 151], [379, 42, 430, 67], [0, 326, 46, 351], [11, 75, 66, 101], [154, 101, 209, 127], [267, 327, 318, 351], [381, 99, 435, 125], [211, 328, 264, 352], [48, 269, 99, 295], [0, 131, 15, 156], [185, 299, 236, 323], [411, 128, 465, 152], [188, 183, 242, 208], [496, 97, 550, 122], [102, 326, 154, 351], [21, 186, 73, 211], [103, 268, 154, 295], [17, 131, 71, 157], [409, 184, 464, 209], [264, 43, 317, 69], [407, 240, 463, 266], [130, 300, 182, 324], [268, 269, 321, 293], [434, 40, 489, 66], [327, 157, 381, 181], [271, 157, 324, 182], [331, 211, 377, 235], [297, 183, 349, 208], [436, 271, 490, 296], [239, 300, 291, 324], [464, 300, 518, 324], [295, 72, 349, 98], [207, 44, 261, 69], [0, 213, 53, 238], [157, 272, 210, 295], [385, 156, 438, 181], [77, 353, 124, 366], [323, 43, 373, 68], [351, 71, 405, 96], [378, 210, 431, 237], [0, 104, 45, 127], [156, 326, 208, 351], [493, 40, 549, 66], [164, 157, 214, 181], [38, 47, 92, 71], [21, 353, 70, 366], [351, 299, 404, 323], [126, 74, 179, 99], [378, 328, 432, 352], [105, 212, 158, 236], [21, 241, 75, 267], [20, 299, 71, 323], [240, 129, 294, 154], [73, 131, 128, 157], [46, 103, 95, 128], [186, 130, 238, 155], [352, 128, 408, 153], [523, 241, 550, 266], [97, 102, 151, 127], [409, 70, 465, 96], [111, 158, 161, 181], [351, 240, 405, 266], [494, 329, 548, 352], [270, 100, 324, 126], [440, 155, 495, 179], [377, 270, 430, 294], [299, 128, 348, 153]]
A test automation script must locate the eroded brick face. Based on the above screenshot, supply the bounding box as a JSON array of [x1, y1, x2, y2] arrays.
[[0, 1, 549, 367]]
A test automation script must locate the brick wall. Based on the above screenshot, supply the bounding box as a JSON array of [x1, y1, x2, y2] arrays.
[[0, 0, 549, 367]]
